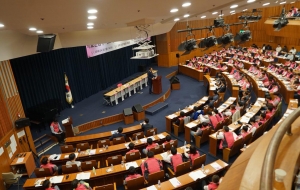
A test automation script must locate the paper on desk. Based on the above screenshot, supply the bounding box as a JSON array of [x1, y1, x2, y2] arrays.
[[140, 138, 147, 143], [89, 149, 96, 155], [189, 170, 206, 181], [210, 87, 216, 90], [50, 176, 64, 183], [257, 98, 265, 102], [125, 161, 139, 170], [210, 78, 215, 81], [49, 154, 61, 160], [261, 88, 269, 92], [210, 162, 222, 170], [286, 109, 293, 114], [181, 109, 188, 113], [157, 134, 165, 139], [240, 116, 250, 124], [111, 130, 118, 134], [62, 118, 69, 124], [34, 178, 46, 187], [245, 112, 255, 118], [169, 177, 181, 187], [160, 152, 168, 158], [17, 158, 24, 163], [222, 72, 229, 74], [202, 97, 208, 101], [229, 97, 236, 101], [186, 122, 197, 128], [168, 114, 177, 119], [76, 172, 91, 180], [147, 185, 157, 190], [124, 143, 130, 149]]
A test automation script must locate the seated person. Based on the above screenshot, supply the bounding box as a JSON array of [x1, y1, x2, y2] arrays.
[[141, 118, 153, 134], [184, 145, 200, 166], [174, 111, 185, 126], [190, 122, 210, 142], [190, 106, 201, 120], [71, 179, 92, 190], [125, 166, 142, 183], [109, 127, 126, 141], [125, 142, 141, 159], [258, 113, 267, 124], [162, 135, 174, 146], [265, 104, 275, 120], [203, 175, 222, 190], [40, 157, 60, 175], [162, 147, 183, 174], [50, 118, 65, 145], [208, 112, 218, 129], [212, 90, 219, 101], [223, 105, 236, 117], [214, 109, 224, 122], [43, 179, 60, 190], [142, 138, 158, 154], [66, 153, 82, 171], [217, 80, 226, 93], [238, 125, 249, 139], [216, 126, 238, 149], [140, 151, 163, 180]]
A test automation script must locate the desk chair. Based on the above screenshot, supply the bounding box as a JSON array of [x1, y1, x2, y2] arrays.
[[149, 145, 164, 155], [34, 168, 54, 177], [145, 128, 157, 137], [76, 142, 91, 151], [81, 160, 99, 171], [129, 132, 144, 141], [124, 151, 141, 162], [124, 176, 144, 190], [112, 136, 125, 145], [2, 172, 22, 190], [60, 144, 75, 153], [97, 139, 110, 148], [243, 133, 253, 145], [167, 161, 191, 177], [145, 170, 165, 186], [164, 139, 178, 151], [173, 116, 190, 137], [62, 164, 79, 174], [106, 155, 123, 167], [93, 183, 116, 190], [194, 128, 211, 148], [223, 137, 243, 162], [192, 154, 206, 170]]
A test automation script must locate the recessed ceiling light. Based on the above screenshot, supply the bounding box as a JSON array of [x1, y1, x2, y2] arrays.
[[263, 2, 270, 6], [170, 9, 178, 13], [230, 5, 238, 8], [87, 9, 98, 14], [29, 27, 36, 31], [231, 13, 236, 15], [247, 0, 256, 3], [219, 14, 224, 17], [87, 23, 94, 26], [36, 30, 43, 33], [279, 1, 286, 4], [0, 23, 4, 27], [174, 18, 180, 21], [201, 15, 206, 18], [182, 2, 191, 7], [243, 9, 248, 11], [212, 12, 218, 15], [87, 26, 94, 29], [230, 10, 235, 13], [184, 14, 190, 18], [88, 16, 97, 20]]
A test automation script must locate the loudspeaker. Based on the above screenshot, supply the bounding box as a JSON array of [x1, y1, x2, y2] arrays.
[[132, 104, 143, 113], [176, 53, 180, 58], [169, 76, 180, 84], [37, 34, 56, 52], [15, 118, 30, 129], [123, 108, 133, 116]]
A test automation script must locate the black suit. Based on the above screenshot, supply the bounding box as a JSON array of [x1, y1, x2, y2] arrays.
[[142, 123, 153, 134], [147, 70, 155, 93], [109, 133, 126, 141]]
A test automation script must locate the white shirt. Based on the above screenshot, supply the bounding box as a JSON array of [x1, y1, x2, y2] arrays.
[[66, 160, 81, 168], [199, 114, 210, 124], [290, 48, 297, 55], [276, 46, 282, 52], [216, 131, 238, 140], [162, 152, 181, 163]]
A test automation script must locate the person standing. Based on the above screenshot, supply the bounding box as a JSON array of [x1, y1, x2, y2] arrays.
[[147, 67, 156, 94], [50, 118, 65, 145]]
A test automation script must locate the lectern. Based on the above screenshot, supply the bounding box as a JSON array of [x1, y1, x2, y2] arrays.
[[153, 76, 162, 94], [62, 117, 74, 137]]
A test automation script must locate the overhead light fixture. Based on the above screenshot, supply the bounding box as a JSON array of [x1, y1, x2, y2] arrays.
[[36, 30, 43, 33], [230, 5, 238, 8], [178, 38, 197, 55], [273, 7, 289, 31], [199, 36, 217, 49], [184, 14, 190, 18], [230, 10, 235, 13], [29, 27, 36, 31], [170, 9, 178, 13], [212, 12, 218, 15], [182, 2, 191, 7], [201, 15, 206, 18], [87, 9, 98, 14], [234, 30, 251, 43], [174, 18, 180, 21], [263, 2, 270, 6], [87, 23, 94, 26], [247, 0, 256, 3], [0, 23, 4, 27], [279, 1, 286, 4], [243, 9, 248, 11], [87, 26, 94, 29], [88, 16, 97, 19], [217, 33, 234, 45]]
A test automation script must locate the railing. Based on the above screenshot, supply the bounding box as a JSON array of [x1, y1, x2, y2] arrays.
[[260, 106, 300, 190]]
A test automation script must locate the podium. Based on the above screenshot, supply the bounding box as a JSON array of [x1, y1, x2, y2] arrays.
[[153, 76, 162, 94], [62, 117, 74, 137], [10, 152, 35, 176]]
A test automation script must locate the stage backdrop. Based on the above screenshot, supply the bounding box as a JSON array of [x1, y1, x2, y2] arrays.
[[10, 45, 152, 112]]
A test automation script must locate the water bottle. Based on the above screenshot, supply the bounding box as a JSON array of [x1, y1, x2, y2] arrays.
[[184, 141, 187, 148], [106, 145, 108, 150], [201, 164, 204, 171], [158, 180, 161, 188], [93, 166, 96, 175], [153, 131, 155, 136], [244, 144, 247, 149], [111, 164, 114, 171], [121, 161, 124, 167], [103, 145, 105, 150], [135, 136, 138, 143]]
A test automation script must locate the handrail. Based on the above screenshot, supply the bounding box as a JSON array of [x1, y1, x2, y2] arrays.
[[260, 106, 300, 190]]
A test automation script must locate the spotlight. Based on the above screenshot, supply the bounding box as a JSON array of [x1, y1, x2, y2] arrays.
[[178, 38, 197, 55], [214, 18, 224, 27], [217, 33, 234, 45], [273, 17, 288, 31], [198, 36, 217, 49], [238, 15, 246, 20], [234, 30, 251, 43]]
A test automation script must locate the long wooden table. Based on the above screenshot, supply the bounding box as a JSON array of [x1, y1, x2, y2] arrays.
[[178, 65, 203, 81], [220, 72, 239, 98], [65, 125, 142, 148]]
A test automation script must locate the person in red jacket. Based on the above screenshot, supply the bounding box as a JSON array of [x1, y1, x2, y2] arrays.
[[216, 126, 237, 149], [125, 142, 141, 160], [71, 179, 92, 190], [142, 138, 158, 154], [125, 166, 142, 183], [40, 157, 60, 175], [42, 179, 60, 190], [184, 145, 200, 168], [140, 151, 163, 180], [204, 175, 221, 190], [162, 147, 183, 174], [208, 112, 219, 129], [50, 118, 65, 145]]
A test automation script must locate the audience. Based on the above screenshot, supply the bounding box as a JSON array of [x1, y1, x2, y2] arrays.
[[184, 145, 200, 167], [40, 157, 61, 175], [162, 147, 183, 176], [141, 118, 153, 134], [216, 126, 238, 149], [109, 127, 126, 141], [66, 153, 82, 171], [125, 166, 142, 183], [140, 151, 163, 180], [42, 179, 60, 190], [71, 179, 92, 190], [143, 138, 158, 154]]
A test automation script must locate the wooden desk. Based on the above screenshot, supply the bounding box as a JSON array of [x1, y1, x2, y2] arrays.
[[10, 152, 35, 176], [221, 72, 239, 98], [23, 145, 189, 190], [208, 103, 262, 156], [178, 65, 203, 81], [65, 125, 142, 148], [165, 97, 208, 133], [140, 160, 228, 190]]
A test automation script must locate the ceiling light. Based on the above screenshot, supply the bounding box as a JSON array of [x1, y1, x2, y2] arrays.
[[88, 16, 97, 19], [0, 23, 4, 27], [247, 0, 256, 3], [201, 15, 206, 18], [182, 2, 191, 7], [184, 14, 190, 18], [87, 9, 98, 14], [231, 13, 236, 15], [291, 1, 295, 3], [29, 27, 36, 31], [230, 10, 235, 13], [87, 23, 94, 26], [263, 2, 270, 6], [230, 5, 238, 8], [170, 9, 178, 13], [36, 30, 43, 33], [87, 26, 94, 29], [212, 12, 218, 15], [219, 14, 224, 17], [243, 9, 248, 11], [174, 18, 180, 21], [279, 1, 286, 4]]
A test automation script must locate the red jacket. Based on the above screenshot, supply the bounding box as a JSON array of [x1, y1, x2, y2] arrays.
[[189, 151, 200, 165], [171, 154, 183, 173], [209, 115, 219, 129], [207, 182, 219, 190], [219, 132, 235, 149], [141, 158, 162, 177], [125, 174, 142, 181]]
